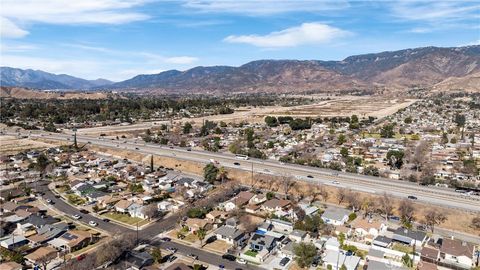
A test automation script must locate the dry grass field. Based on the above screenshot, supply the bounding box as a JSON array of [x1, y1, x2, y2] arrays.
[[0, 135, 55, 155], [76, 96, 417, 136]]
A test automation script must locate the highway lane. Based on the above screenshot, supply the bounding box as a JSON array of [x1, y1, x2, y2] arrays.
[[29, 131, 480, 213]]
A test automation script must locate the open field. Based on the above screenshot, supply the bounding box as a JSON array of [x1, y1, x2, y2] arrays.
[[74, 96, 417, 136], [0, 135, 55, 155]]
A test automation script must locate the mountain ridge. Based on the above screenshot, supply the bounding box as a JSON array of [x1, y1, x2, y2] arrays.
[[1, 45, 479, 93], [0, 67, 114, 90]]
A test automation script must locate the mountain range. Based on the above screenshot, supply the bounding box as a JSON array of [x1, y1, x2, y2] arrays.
[[1, 45, 479, 93], [0, 67, 113, 90]]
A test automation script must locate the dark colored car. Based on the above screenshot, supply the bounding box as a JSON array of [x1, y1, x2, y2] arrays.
[[233, 162, 240, 166], [79, 209, 90, 214], [279, 257, 290, 266], [102, 218, 110, 222], [222, 254, 236, 261], [161, 237, 171, 242], [206, 235, 217, 244], [407, 195, 418, 200], [77, 254, 86, 261], [307, 175, 314, 178], [168, 255, 177, 262]]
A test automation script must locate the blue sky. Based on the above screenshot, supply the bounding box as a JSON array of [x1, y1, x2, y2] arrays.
[[1, 0, 479, 81]]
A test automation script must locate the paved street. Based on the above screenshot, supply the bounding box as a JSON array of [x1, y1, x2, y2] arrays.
[[152, 239, 262, 270]]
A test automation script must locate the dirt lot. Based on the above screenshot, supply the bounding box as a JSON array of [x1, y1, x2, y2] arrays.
[[76, 96, 417, 136], [0, 135, 56, 155]]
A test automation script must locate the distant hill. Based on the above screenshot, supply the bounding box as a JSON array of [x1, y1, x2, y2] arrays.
[[103, 45, 480, 93], [2, 45, 479, 93], [0, 67, 113, 90]]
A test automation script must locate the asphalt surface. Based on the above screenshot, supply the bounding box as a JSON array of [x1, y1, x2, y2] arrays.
[[24, 131, 480, 213], [153, 239, 261, 270]]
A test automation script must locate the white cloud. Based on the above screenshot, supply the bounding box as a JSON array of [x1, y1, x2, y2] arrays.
[[183, 0, 349, 15], [164, 56, 198, 64], [0, 17, 29, 38], [391, 1, 480, 22], [0, 0, 151, 39], [224, 22, 350, 48], [460, 40, 480, 46], [1, 43, 37, 52]]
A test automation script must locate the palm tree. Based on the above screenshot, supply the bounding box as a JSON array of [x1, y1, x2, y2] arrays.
[[196, 228, 207, 247], [218, 166, 228, 184]]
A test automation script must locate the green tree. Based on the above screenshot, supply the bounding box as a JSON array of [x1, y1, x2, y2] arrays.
[[151, 247, 162, 263], [337, 134, 346, 145], [340, 147, 349, 158], [340, 264, 347, 270], [404, 116, 412, 124], [380, 124, 395, 138], [183, 122, 193, 134], [150, 155, 154, 172], [402, 254, 413, 267], [387, 150, 404, 169], [218, 166, 228, 184], [197, 228, 207, 246], [293, 243, 317, 269], [454, 113, 466, 139], [203, 163, 219, 184], [265, 116, 279, 127]]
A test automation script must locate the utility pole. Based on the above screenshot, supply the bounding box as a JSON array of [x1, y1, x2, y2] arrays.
[[251, 161, 254, 187], [136, 221, 139, 246]]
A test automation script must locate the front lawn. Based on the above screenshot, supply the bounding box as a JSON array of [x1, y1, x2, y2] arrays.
[[66, 194, 86, 205], [102, 212, 149, 226], [392, 243, 414, 254], [244, 250, 258, 257]]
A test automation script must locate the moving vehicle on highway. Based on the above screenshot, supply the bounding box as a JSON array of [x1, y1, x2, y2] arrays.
[[72, 214, 81, 220], [233, 162, 240, 166], [408, 195, 418, 200], [235, 154, 249, 160], [88, 221, 98, 227], [331, 181, 340, 185]]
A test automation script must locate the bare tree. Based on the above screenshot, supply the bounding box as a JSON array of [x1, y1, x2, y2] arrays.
[[424, 209, 447, 232], [398, 199, 416, 226], [361, 197, 376, 218], [318, 186, 329, 202], [411, 140, 430, 172], [471, 216, 480, 230], [281, 174, 295, 199], [378, 192, 394, 221], [345, 190, 361, 211], [336, 189, 347, 204], [142, 203, 160, 220]]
